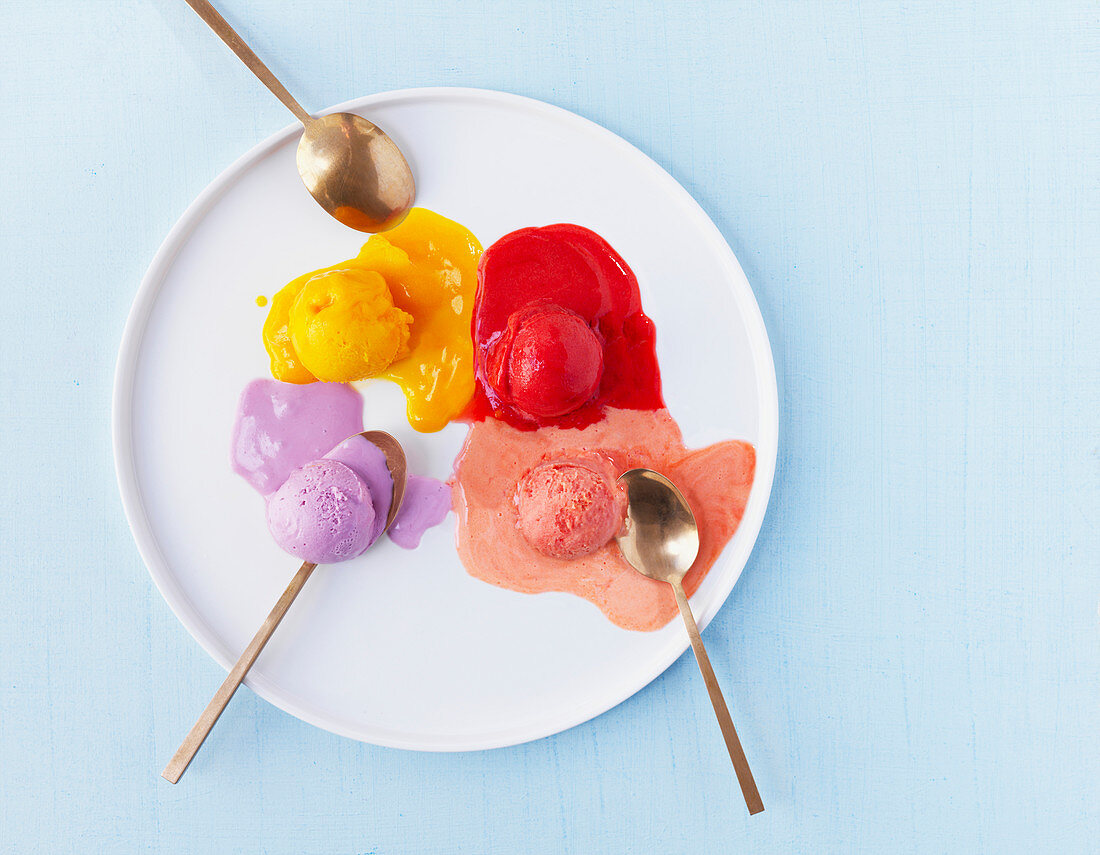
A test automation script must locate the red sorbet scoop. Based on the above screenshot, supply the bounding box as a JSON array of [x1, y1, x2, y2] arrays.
[[486, 305, 604, 419], [472, 224, 663, 429]]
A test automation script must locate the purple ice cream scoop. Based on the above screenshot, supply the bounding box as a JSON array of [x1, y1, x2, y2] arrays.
[[231, 378, 452, 558], [265, 459, 376, 564]]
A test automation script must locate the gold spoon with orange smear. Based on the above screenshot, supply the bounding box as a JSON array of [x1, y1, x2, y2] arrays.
[[184, 0, 415, 232]]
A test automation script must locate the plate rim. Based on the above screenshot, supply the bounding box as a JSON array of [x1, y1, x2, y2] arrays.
[[112, 86, 779, 752]]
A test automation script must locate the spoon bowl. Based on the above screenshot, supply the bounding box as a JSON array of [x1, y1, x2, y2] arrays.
[[616, 468, 699, 584], [297, 113, 415, 233], [360, 429, 409, 529]]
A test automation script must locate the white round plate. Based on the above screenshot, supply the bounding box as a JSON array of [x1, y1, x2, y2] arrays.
[[114, 88, 777, 751]]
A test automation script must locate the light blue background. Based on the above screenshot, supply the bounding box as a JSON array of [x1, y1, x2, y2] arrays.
[[1, 1, 1096, 852]]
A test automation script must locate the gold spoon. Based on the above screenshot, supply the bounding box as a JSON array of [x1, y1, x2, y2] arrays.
[[161, 431, 408, 784], [615, 468, 764, 815], [184, 0, 415, 233]]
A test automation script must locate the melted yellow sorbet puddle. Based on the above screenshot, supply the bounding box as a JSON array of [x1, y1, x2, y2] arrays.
[[262, 208, 482, 432]]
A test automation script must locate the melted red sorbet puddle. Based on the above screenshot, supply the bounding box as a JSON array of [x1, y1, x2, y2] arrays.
[[470, 224, 664, 429]]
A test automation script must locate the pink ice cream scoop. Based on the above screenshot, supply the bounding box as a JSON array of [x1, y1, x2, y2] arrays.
[[514, 459, 626, 559], [265, 459, 376, 564]]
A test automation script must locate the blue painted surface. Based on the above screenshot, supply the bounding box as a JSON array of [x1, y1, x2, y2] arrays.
[[1, 1, 1097, 852]]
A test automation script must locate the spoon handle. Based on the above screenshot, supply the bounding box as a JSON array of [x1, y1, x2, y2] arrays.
[[161, 560, 318, 783], [183, 0, 313, 125], [671, 579, 764, 815]]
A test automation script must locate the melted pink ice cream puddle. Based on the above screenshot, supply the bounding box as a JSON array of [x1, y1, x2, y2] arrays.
[[231, 379, 450, 552], [451, 407, 755, 630]]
